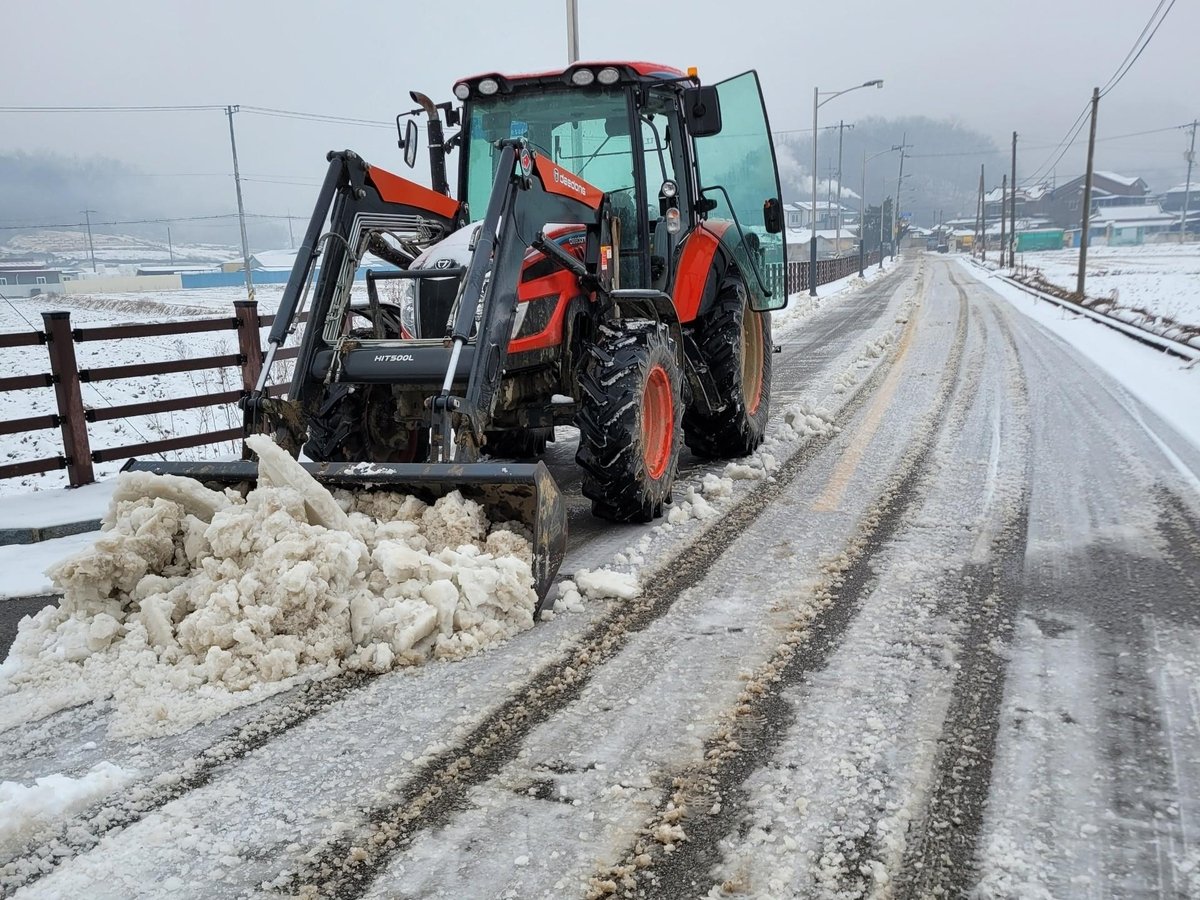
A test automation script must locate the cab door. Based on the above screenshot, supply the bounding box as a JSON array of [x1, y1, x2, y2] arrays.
[[691, 70, 787, 310]]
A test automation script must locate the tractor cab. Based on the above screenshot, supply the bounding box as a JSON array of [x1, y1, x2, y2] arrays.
[[448, 62, 787, 311]]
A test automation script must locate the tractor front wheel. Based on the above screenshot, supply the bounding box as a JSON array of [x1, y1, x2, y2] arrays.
[[683, 274, 772, 459], [576, 323, 683, 523]]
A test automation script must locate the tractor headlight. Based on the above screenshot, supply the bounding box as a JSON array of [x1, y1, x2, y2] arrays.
[[395, 279, 417, 336], [596, 67, 620, 85], [478, 78, 500, 96], [453, 82, 470, 100], [660, 179, 678, 199], [570, 68, 596, 87]]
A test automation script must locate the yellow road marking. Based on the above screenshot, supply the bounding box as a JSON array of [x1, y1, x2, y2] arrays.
[[811, 290, 924, 513]]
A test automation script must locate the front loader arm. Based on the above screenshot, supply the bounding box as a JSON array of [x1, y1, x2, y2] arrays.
[[435, 140, 606, 459]]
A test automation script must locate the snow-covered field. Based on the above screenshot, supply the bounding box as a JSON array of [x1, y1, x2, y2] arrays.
[[1015, 242, 1200, 328]]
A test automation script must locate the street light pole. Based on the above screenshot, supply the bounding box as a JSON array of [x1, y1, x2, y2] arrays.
[[811, 87, 819, 296], [811, 79, 883, 296], [565, 0, 579, 64]]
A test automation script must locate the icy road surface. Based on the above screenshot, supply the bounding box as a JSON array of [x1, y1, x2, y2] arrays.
[[2, 256, 1199, 898]]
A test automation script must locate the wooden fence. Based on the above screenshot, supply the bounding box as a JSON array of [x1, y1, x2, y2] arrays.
[[0, 254, 889, 488], [0, 301, 296, 487]]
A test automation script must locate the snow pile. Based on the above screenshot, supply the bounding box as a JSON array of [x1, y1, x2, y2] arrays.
[[561, 569, 641, 606], [0, 436, 537, 738], [0, 762, 137, 854], [667, 485, 719, 525], [780, 402, 838, 441], [724, 451, 780, 482], [834, 331, 895, 394]]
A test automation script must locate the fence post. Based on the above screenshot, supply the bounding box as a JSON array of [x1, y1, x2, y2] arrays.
[[234, 300, 263, 394], [42, 311, 94, 487]]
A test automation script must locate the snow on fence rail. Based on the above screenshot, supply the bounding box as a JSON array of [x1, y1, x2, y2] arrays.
[[0, 301, 297, 487]]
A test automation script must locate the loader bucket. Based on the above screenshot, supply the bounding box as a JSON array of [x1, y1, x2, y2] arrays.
[[121, 458, 567, 605]]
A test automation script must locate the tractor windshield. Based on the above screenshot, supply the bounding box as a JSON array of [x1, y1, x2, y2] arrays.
[[463, 87, 635, 221]]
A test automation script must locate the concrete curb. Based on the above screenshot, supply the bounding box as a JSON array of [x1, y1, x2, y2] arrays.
[[0, 519, 102, 546]]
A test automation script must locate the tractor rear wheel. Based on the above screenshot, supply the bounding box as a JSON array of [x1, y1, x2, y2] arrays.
[[576, 323, 683, 523], [683, 274, 772, 459]]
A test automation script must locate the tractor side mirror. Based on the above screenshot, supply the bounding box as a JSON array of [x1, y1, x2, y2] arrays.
[[763, 197, 783, 234], [398, 118, 419, 169], [683, 86, 722, 137]]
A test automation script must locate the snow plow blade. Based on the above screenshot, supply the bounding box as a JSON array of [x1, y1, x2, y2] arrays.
[[121, 459, 568, 603]]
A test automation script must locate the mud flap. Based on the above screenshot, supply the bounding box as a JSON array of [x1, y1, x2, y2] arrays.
[[121, 459, 567, 607]]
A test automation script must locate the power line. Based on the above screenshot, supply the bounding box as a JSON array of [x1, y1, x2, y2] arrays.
[[1100, 0, 1177, 97], [0, 104, 225, 112], [240, 105, 394, 129], [0, 102, 397, 130], [1022, 102, 1092, 187]]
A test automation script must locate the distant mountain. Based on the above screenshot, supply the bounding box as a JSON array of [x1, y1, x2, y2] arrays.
[[0, 151, 286, 251], [778, 116, 1002, 227]]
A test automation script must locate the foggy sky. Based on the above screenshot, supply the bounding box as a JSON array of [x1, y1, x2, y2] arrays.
[[3, 0, 1197, 227]]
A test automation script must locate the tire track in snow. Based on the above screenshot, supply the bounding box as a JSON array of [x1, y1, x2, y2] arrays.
[[264, 272, 924, 898], [0, 673, 372, 892], [892, 283, 1034, 899], [580, 267, 969, 899]]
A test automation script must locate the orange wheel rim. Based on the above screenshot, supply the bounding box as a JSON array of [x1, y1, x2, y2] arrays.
[[642, 365, 673, 480], [742, 308, 765, 416]]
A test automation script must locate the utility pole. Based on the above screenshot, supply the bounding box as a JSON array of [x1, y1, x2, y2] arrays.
[[287, 210, 296, 250], [1076, 87, 1100, 298], [225, 105, 255, 303], [892, 133, 906, 260], [835, 120, 854, 256], [1010, 131, 1018, 265], [1181, 120, 1196, 244], [979, 165, 986, 261], [81, 209, 98, 273], [167, 225, 174, 264], [999, 174, 1007, 269], [565, 0, 579, 63]]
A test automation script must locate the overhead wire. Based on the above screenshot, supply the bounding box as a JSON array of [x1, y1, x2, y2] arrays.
[[1100, 0, 1176, 97]]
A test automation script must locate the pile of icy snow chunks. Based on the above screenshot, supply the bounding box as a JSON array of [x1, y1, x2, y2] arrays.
[[0, 435, 539, 737]]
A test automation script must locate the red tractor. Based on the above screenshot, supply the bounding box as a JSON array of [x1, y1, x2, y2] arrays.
[[131, 62, 788, 602]]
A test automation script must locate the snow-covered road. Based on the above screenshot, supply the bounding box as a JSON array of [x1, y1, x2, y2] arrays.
[[3, 255, 1198, 898]]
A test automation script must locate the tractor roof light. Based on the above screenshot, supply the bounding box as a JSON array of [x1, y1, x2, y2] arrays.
[[478, 78, 500, 96], [570, 68, 596, 87], [453, 82, 471, 100], [596, 66, 620, 85]]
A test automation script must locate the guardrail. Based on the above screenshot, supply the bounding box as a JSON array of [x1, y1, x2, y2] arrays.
[[0, 301, 297, 487], [961, 258, 1200, 363]]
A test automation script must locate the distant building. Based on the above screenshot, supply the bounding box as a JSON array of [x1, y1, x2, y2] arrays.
[[0, 260, 64, 297], [135, 265, 215, 276], [1090, 204, 1178, 245], [1044, 171, 1150, 229], [784, 201, 859, 231]]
